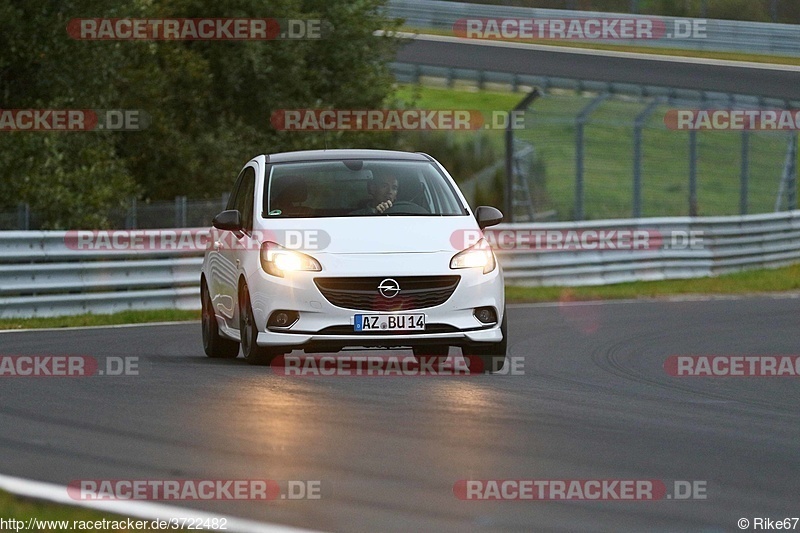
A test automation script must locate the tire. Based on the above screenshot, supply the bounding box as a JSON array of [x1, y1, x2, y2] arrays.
[[239, 282, 281, 366], [201, 279, 239, 359], [462, 312, 507, 374]]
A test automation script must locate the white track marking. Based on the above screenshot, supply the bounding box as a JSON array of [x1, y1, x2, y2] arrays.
[[0, 473, 324, 533]]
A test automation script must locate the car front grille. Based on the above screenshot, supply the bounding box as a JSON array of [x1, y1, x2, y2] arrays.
[[314, 276, 460, 311]]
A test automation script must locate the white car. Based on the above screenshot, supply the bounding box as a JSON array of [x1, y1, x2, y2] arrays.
[[200, 149, 507, 372]]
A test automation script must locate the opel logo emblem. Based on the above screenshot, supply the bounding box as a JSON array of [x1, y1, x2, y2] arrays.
[[378, 278, 400, 299]]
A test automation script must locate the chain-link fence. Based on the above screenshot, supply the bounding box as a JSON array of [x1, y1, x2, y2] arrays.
[[0, 196, 230, 231], [509, 89, 797, 221]]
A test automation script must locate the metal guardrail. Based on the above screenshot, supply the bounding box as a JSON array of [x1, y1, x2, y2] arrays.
[[2, 209, 800, 318], [390, 62, 800, 108], [386, 0, 800, 56], [0, 231, 204, 318], [498, 210, 800, 285]]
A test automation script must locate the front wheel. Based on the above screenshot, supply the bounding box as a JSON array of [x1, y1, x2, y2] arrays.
[[201, 279, 239, 359], [462, 312, 507, 374], [239, 284, 282, 366]]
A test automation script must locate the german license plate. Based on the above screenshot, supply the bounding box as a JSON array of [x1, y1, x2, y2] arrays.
[[354, 313, 425, 332]]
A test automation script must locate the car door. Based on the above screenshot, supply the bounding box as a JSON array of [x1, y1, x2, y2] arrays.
[[217, 165, 257, 328], [209, 167, 246, 325]]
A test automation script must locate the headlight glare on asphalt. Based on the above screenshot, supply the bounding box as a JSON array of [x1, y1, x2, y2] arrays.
[[261, 241, 321, 277], [450, 238, 496, 274]]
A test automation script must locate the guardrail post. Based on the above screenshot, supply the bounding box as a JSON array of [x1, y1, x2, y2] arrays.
[[17, 203, 30, 230], [689, 129, 698, 216], [740, 131, 750, 215], [575, 93, 609, 221]]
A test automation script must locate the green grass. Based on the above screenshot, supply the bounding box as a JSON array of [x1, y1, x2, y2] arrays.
[[395, 84, 795, 220], [0, 489, 160, 531], [506, 263, 800, 302], [0, 309, 199, 331], [1, 265, 799, 332], [400, 28, 800, 66]]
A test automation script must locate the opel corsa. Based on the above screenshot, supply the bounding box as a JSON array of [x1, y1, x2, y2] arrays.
[[200, 149, 507, 372]]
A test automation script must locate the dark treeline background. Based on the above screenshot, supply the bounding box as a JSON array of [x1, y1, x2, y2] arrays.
[[0, 0, 403, 228]]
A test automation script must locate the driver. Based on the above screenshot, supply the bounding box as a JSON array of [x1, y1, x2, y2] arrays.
[[352, 173, 398, 214]]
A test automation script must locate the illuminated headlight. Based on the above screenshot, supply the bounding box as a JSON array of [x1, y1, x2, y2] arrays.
[[261, 241, 321, 277], [450, 238, 496, 274]]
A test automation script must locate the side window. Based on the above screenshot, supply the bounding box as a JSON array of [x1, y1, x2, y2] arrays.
[[227, 168, 246, 211], [235, 167, 256, 232]]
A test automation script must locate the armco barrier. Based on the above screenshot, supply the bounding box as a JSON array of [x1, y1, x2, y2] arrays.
[[1, 210, 799, 318], [0, 231, 204, 318], [386, 0, 800, 56]]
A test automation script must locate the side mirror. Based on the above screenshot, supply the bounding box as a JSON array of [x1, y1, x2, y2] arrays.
[[212, 210, 243, 232], [475, 206, 503, 229]]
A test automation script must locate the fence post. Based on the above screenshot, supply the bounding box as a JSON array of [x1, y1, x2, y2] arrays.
[[633, 99, 661, 218], [740, 131, 749, 215], [575, 93, 609, 221], [126, 197, 138, 229], [175, 196, 187, 228], [17, 203, 30, 230], [789, 132, 798, 210], [505, 88, 540, 221], [689, 130, 698, 216]]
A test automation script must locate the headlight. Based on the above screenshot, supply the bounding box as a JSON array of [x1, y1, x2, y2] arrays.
[[450, 238, 496, 274], [261, 241, 321, 277]]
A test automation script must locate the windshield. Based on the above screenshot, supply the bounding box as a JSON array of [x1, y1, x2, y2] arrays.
[[264, 159, 467, 218]]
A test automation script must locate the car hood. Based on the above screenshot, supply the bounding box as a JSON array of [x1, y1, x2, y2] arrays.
[[256, 216, 481, 254]]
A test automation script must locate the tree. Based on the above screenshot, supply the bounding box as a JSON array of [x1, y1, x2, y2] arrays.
[[0, 0, 401, 228]]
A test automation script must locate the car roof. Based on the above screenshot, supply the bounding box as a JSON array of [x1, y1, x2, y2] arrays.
[[264, 149, 432, 164]]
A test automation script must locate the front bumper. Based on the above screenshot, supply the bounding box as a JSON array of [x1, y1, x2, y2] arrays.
[[248, 252, 505, 350]]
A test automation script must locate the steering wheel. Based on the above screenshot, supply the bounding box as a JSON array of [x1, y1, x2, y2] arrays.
[[384, 201, 429, 215]]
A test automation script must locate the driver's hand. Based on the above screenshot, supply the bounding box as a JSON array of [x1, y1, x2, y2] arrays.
[[375, 200, 393, 213]]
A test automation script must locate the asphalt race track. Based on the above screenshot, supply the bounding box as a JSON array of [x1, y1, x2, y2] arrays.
[[1, 296, 799, 532], [396, 35, 800, 101]]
